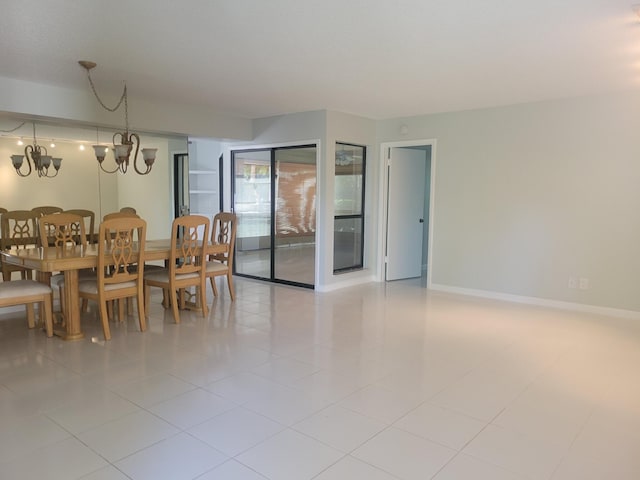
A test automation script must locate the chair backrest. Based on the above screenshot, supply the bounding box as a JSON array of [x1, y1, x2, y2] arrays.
[[102, 212, 140, 243], [119, 207, 137, 214], [64, 209, 96, 244], [38, 213, 87, 251], [0, 208, 6, 241], [103, 211, 140, 221], [170, 215, 210, 278], [31, 206, 63, 216], [98, 217, 147, 288], [210, 212, 237, 269], [0, 210, 39, 250]]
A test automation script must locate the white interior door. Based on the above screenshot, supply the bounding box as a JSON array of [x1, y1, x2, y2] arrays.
[[386, 147, 426, 281]]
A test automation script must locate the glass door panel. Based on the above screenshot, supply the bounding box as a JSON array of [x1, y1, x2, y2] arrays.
[[233, 149, 272, 279], [274, 146, 316, 286]]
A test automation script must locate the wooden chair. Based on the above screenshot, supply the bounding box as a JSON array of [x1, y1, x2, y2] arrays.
[[38, 213, 87, 250], [144, 215, 210, 324], [31, 206, 63, 217], [38, 213, 88, 323], [0, 280, 54, 337], [103, 211, 139, 221], [103, 211, 162, 315], [206, 212, 237, 300], [78, 217, 148, 341], [1, 209, 52, 330], [106, 211, 168, 306], [64, 209, 96, 244], [0, 210, 39, 281]]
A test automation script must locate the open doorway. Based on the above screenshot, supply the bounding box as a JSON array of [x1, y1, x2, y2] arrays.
[[381, 141, 434, 285]]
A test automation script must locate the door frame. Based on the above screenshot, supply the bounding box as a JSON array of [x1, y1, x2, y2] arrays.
[[377, 139, 437, 287]]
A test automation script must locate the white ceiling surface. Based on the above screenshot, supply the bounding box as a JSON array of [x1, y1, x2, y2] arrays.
[[1, 0, 639, 121]]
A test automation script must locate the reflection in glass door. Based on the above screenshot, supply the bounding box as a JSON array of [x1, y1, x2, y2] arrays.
[[233, 149, 272, 280], [232, 145, 316, 288], [274, 147, 316, 286]]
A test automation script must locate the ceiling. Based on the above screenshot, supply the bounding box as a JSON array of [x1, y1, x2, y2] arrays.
[[1, 0, 639, 121]]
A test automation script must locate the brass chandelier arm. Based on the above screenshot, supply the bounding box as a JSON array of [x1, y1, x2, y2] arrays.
[[9, 121, 61, 178], [130, 133, 152, 176], [12, 155, 32, 177], [98, 162, 121, 174], [134, 162, 153, 175]]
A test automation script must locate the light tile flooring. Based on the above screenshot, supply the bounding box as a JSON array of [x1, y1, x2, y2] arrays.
[[0, 277, 639, 479]]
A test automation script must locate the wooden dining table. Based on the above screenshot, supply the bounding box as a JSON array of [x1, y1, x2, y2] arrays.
[[0, 239, 227, 340]]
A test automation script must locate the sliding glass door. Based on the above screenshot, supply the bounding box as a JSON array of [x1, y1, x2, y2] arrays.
[[233, 149, 272, 279], [274, 147, 316, 286], [232, 145, 317, 288]]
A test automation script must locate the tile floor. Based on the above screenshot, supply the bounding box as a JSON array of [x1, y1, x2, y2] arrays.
[[0, 277, 639, 479]]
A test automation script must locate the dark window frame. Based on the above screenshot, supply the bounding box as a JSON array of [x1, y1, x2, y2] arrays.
[[333, 142, 366, 273]]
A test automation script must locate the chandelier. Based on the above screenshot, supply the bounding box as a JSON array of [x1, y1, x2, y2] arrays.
[[79, 60, 157, 175], [10, 122, 62, 178]]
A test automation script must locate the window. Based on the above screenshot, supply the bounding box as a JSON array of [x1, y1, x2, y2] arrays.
[[334, 142, 366, 272]]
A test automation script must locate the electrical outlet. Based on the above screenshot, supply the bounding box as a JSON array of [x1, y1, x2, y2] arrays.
[[568, 277, 577, 289], [579, 277, 589, 290]]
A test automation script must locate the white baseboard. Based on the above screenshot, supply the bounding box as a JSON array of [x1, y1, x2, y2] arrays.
[[430, 283, 640, 320], [317, 274, 377, 292]]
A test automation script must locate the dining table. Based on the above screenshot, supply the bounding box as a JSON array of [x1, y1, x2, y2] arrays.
[[0, 239, 228, 340]]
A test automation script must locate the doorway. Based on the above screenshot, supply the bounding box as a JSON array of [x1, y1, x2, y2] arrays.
[[232, 145, 317, 288], [382, 141, 434, 284], [173, 153, 190, 218]]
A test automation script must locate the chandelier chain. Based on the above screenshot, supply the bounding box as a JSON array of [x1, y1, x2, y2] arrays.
[[85, 70, 129, 131], [32, 122, 38, 145], [0, 121, 26, 133]]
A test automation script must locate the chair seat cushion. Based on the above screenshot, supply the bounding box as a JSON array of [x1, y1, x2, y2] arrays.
[[206, 262, 228, 273], [144, 269, 200, 283], [143, 264, 165, 271], [78, 279, 137, 295], [0, 280, 52, 299], [51, 273, 65, 287]]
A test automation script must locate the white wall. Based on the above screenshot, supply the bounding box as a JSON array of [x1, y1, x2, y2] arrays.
[[325, 111, 378, 289], [378, 91, 640, 312], [0, 75, 252, 140]]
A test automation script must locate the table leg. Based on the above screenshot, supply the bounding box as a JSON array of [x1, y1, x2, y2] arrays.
[[35, 271, 52, 329], [36, 271, 51, 284], [56, 270, 84, 341]]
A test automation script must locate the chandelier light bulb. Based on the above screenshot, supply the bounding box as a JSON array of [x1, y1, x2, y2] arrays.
[[50, 140, 56, 148], [17, 138, 24, 146]]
